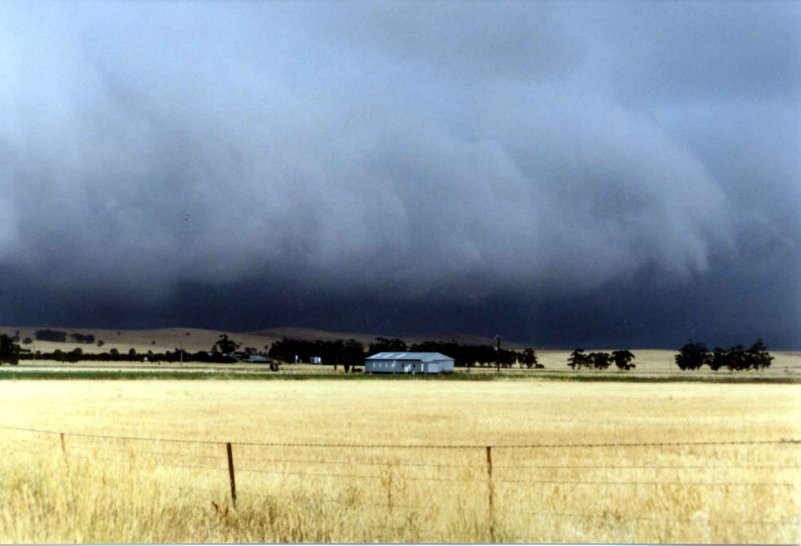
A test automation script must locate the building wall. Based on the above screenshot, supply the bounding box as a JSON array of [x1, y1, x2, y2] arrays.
[[435, 360, 455, 373], [365, 359, 454, 374], [365, 359, 405, 373]]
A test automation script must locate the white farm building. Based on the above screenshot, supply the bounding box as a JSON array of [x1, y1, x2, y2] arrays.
[[365, 352, 455, 374]]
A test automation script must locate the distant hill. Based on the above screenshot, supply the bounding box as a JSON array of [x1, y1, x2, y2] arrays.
[[0, 325, 527, 354], [0, 326, 275, 355], [246, 327, 527, 350], [246, 327, 380, 346]]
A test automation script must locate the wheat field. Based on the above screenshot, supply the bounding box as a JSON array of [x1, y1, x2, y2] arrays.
[[0, 379, 799, 543]]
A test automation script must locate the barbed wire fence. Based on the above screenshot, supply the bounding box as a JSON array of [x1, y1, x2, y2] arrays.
[[1, 424, 799, 540]]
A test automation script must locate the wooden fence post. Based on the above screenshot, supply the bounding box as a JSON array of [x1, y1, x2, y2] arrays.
[[60, 433, 66, 454], [486, 446, 495, 541], [386, 471, 393, 512], [226, 442, 237, 507]]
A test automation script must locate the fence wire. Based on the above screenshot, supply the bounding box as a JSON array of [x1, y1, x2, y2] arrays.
[[1, 424, 799, 536], [2, 424, 798, 449]]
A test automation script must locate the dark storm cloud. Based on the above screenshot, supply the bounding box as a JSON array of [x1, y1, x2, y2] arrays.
[[0, 1, 798, 347], [309, 1, 584, 82], [578, 2, 801, 102]]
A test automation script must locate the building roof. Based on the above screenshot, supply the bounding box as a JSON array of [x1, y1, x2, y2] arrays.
[[366, 352, 453, 362], [243, 355, 268, 362]]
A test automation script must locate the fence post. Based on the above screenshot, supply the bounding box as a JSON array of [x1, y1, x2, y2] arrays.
[[226, 442, 237, 507], [485, 446, 495, 541], [386, 471, 393, 512], [60, 433, 66, 454]]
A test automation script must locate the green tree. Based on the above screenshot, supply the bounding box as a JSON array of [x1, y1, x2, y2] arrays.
[[568, 349, 591, 370], [520, 348, 539, 369], [0, 334, 20, 365], [611, 349, 636, 370], [725, 344, 747, 371], [707, 347, 728, 371], [213, 334, 240, 356], [589, 352, 611, 370], [675, 342, 708, 371], [747, 339, 774, 370], [369, 337, 407, 353], [343, 339, 365, 366]]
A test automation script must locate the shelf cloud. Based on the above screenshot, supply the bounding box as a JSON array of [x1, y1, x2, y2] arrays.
[[1, 1, 798, 347]]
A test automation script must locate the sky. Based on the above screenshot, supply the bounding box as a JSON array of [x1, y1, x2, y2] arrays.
[[0, 1, 799, 348]]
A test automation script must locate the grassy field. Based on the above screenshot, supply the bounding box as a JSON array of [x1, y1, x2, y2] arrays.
[[0, 379, 799, 543]]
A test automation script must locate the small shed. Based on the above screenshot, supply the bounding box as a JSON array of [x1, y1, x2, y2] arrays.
[[365, 352, 455, 374], [242, 355, 268, 363]]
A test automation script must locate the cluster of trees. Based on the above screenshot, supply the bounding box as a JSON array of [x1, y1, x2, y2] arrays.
[[269, 338, 367, 368], [16, 347, 246, 365], [15, 346, 162, 363], [8, 333, 271, 366], [211, 334, 241, 358], [7, 330, 547, 370], [675, 340, 773, 371], [0, 335, 20, 365], [15, 330, 99, 345], [269, 336, 542, 369], [396, 340, 541, 368], [3, 330, 780, 376], [33, 329, 69, 342], [205, 334, 276, 365], [567, 349, 636, 370], [7, 329, 545, 370], [69, 333, 96, 344]]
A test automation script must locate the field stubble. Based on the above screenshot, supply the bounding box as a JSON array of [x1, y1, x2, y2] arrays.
[[0, 380, 799, 543]]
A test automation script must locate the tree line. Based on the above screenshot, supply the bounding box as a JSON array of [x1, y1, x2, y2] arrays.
[[567, 349, 636, 370], [674, 340, 773, 371], [0, 333, 271, 366], [0, 332, 777, 373], [2, 333, 543, 370], [0, 335, 20, 365], [12, 329, 99, 346], [269, 337, 542, 369]]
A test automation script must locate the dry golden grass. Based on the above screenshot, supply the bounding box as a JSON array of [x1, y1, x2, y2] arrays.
[[0, 379, 799, 543]]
